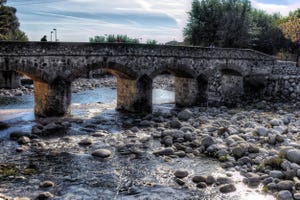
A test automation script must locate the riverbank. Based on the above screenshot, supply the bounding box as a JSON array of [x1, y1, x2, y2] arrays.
[[3, 100, 300, 199], [0, 75, 175, 97]]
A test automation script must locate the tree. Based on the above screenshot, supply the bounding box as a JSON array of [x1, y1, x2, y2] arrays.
[[279, 14, 300, 66], [217, 0, 251, 48], [184, 0, 222, 46], [249, 10, 285, 54], [183, 0, 252, 48], [0, 1, 28, 41]]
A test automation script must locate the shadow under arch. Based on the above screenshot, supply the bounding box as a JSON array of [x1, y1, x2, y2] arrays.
[[197, 74, 208, 106], [149, 64, 196, 79], [216, 64, 245, 77], [67, 61, 139, 81]]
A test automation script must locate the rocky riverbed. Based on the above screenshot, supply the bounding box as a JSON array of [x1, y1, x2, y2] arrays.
[[3, 100, 300, 199], [0, 75, 174, 97]]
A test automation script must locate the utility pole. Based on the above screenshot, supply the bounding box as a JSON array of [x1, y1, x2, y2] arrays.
[[50, 31, 53, 42], [53, 28, 57, 42]]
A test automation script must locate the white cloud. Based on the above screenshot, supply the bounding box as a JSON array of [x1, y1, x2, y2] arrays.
[[250, 0, 300, 15]]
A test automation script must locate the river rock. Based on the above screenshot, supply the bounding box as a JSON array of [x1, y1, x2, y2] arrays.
[[270, 119, 282, 126], [216, 177, 233, 185], [36, 192, 54, 199], [205, 175, 216, 185], [39, 180, 55, 188], [276, 180, 294, 190], [269, 170, 285, 179], [174, 170, 189, 179], [153, 148, 174, 156], [92, 149, 112, 158], [18, 136, 30, 145], [277, 190, 293, 200], [78, 138, 93, 146], [169, 119, 182, 128], [192, 175, 206, 183], [294, 193, 300, 200], [178, 109, 193, 121], [0, 122, 9, 130], [286, 149, 300, 164], [201, 136, 215, 148], [10, 131, 32, 141], [256, 127, 268, 136], [219, 184, 236, 193], [196, 182, 207, 188]]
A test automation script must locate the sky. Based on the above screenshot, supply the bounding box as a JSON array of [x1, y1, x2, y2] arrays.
[[6, 0, 300, 43]]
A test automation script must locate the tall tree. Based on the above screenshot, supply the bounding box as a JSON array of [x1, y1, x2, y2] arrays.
[[249, 10, 285, 54], [218, 0, 251, 48], [184, 0, 252, 48], [0, 0, 28, 41], [184, 0, 222, 46]]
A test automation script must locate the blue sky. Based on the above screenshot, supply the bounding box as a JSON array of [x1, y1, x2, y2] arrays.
[[6, 0, 300, 43]]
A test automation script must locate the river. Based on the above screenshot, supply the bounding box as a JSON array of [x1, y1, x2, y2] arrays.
[[0, 87, 274, 200]]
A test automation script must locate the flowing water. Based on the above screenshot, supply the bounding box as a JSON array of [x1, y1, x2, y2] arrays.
[[0, 87, 274, 200]]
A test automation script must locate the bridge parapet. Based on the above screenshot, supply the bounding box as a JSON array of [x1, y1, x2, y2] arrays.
[[0, 42, 276, 61]]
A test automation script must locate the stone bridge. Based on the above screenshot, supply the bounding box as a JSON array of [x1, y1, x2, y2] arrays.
[[0, 41, 297, 117]]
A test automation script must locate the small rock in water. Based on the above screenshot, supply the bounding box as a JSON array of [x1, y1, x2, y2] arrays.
[[0, 121, 9, 130], [39, 180, 55, 188], [174, 170, 189, 179], [205, 175, 216, 185], [219, 184, 236, 193], [92, 149, 112, 158], [196, 182, 207, 188], [9, 131, 30, 140], [78, 138, 93, 146], [36, 192, 54, 199], [192, 175, 206, 183], [18, 136, 30, 145], [174, 177, 185, 185]]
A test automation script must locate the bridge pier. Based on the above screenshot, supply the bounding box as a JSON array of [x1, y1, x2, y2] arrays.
[[175, 77, 199, 107], [117, 76, 152, 113], [34, 79, 71, 117], [0, 70, 20, 88]]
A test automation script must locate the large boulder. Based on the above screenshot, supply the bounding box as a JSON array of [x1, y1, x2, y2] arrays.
[[287, 149, 300, 164]]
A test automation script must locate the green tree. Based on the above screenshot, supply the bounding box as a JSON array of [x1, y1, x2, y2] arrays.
[[89, 35, 106, 43], [0, 1, 28, 41], [249, 10, 285, 54], [184, 0, 222, 46], [218, 0, 251, 48], [184, 0, 252, 48]]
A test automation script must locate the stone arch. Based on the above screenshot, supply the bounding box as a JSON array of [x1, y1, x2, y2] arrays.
[[2, 57, 53, 84], [217, 64, 245, 105], [216, 64, 246, 77], [67, 61, 138, 82], [197, 74, 208, 106], [149, 64, 196, 79]]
